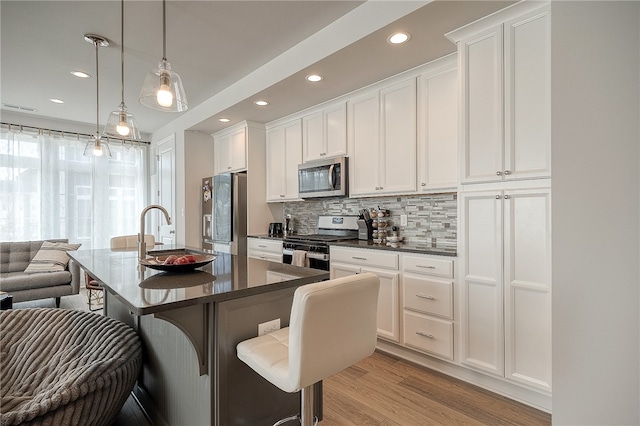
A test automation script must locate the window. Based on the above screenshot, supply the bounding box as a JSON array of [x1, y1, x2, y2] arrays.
[[0, 128, 148, 249]]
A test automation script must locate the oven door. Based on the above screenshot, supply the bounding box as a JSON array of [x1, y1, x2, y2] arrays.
[[282, 248, 329, 271]]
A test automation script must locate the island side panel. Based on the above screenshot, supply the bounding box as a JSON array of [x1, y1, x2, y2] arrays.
[[104, 290, 211, 426], [215, 287, 323, 425]]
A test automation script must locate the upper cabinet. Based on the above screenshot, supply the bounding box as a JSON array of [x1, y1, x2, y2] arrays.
[[417, 57, 458, 192], [448, 4, 550, 184], [214, 125, 247, 175], [266, 119, 302, 202], [302, 103, 347, 163], [348, 78, 417, 197]]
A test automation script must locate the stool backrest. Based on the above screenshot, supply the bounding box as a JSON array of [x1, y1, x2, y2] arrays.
[[287, 272, 379, 391], [110, 234, 155, 250]]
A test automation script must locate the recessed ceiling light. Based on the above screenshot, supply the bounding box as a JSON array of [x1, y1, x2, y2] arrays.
[[71, 71, 90, 78], [255, 100, 269, 106], [306, 74, 323, 82], [388, 32, 410, 44], [49, 98, 65, 104], [219, 118, 230, 123]]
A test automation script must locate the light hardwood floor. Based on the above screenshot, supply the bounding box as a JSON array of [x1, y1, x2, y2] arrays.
[[13, 291, 551, 426]]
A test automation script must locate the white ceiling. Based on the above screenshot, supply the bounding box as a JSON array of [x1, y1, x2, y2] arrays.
[[1, 1, 513, 137]]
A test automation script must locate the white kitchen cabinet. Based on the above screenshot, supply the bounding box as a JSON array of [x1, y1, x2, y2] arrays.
[[214, 126, 247, 175], [401, 254, 455, 360], [330, 246, 400, 342], [247, 237, 283, 263], [348, 78, 417, 197], [302, 103, 347, 163], [459, 186, 551, 392], [266, 119, 302, 202], [417, 61, 458, 192], [450, 4, 550, 184]]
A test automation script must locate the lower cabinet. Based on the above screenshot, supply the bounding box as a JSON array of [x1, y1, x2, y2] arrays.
[[247, 238, 283, 263], [330, 247, 400, 342]]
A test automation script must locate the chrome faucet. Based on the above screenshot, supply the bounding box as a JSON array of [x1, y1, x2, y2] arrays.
[[139, 204, 172, 260]]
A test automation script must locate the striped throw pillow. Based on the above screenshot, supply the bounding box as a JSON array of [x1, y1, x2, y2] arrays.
[[24, 241, 82, 273]]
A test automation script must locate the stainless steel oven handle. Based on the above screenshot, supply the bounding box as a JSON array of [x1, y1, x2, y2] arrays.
[[282, 248, 328, 261]]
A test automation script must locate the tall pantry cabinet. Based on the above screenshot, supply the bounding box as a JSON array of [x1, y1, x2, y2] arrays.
[[448, 2, 552, 393]]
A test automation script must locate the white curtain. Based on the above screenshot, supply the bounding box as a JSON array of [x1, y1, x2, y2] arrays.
[[0, 126, 148, 249]]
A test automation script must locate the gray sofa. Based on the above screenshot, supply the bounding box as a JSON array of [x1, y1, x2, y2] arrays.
[[0, 239, 81, 307]]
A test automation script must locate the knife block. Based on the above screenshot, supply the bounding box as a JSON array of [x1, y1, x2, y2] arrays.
[[357, 219, 373, 240]]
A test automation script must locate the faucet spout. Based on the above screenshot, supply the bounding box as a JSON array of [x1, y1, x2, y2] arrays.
[[139, 204, 172, 260]]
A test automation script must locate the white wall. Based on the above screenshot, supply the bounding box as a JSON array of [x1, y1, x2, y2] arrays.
[[184, 131, 215, 247], [551, 2, 640, 424]]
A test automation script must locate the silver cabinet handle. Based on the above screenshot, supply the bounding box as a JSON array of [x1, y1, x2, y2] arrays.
[[504, 170, 512, 175], [416, 331, 434, 339], [416, 265, 435, 269], [416, 294, 435, 300], [496, 171, 503, 176], [352, 256, 368, 261], [280, 194, 285, 197], [227, 166, 232, 169], [496, 195, 501, 199], [504, 195, 510, 199], [258, 245, 267, 248], [169, 230, 175, 234], [421, 183, 426, 186]]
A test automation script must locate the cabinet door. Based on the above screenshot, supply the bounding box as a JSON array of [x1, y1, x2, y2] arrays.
[[324, 103, 347, 158], [460, 190, 504, 375], [418, 68, 458, 191], [229, 128, 247, 172], [266, 126, 286, 201], [504, 8, 551, 180], [329, 262, 360, 280], [362, 266, 400, 343], [302, 111, 324, 163], [460, 25, 504, 184], [379, 78, 417, 194], [347, 91, 380, 196], [214, 133, 231, 175], [503, 188, 551, 391], [283, 121, 302, 199]]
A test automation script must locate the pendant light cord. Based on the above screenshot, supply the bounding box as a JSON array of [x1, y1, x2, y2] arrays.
[[121, 0, 125, 103], [95, 40, 100, 135], [162, 0, 167, 61]]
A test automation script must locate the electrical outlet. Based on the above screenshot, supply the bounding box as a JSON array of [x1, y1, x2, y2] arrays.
[[258, 318, 281, 336], [400, 214, 408, 227]]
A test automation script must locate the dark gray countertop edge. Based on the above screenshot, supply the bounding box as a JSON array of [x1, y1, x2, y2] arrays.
[[329, 240, 457, 257], [102, 273, 329, 316]]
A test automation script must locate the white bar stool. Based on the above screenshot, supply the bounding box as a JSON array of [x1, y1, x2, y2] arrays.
[[237, 273, 380, 426]]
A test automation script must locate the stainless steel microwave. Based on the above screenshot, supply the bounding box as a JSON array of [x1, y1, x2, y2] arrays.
[[298, 157, 348, 198]]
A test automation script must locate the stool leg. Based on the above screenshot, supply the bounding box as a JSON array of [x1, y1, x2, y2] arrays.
[[300, 385, 314, 426]]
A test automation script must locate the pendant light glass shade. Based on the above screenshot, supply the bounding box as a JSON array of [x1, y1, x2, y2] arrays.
[[83, 34, 112, 158], [139, 59, 188, 111], [104, 0, 141, 139], [139, 0, 188, 112], [84, 134, 112, 158]]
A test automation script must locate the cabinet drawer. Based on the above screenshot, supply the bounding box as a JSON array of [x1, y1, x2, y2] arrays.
[[403, 274, 453, 319], [248, 251, 283, 263], [403, 311, 453, 360], [248, 238, 283, 254], [402, 254, 453, 278], [331, 247, 398, 270]]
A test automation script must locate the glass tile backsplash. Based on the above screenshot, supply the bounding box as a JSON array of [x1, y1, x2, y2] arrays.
[[283, 193, 457, 251]]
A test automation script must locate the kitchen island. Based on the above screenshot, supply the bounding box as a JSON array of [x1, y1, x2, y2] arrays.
[[69, 247, 329, 426]]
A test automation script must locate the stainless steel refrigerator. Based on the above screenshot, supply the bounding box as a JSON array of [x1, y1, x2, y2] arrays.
[[212, 172, 247, 255], [202, 177, 213, 250]]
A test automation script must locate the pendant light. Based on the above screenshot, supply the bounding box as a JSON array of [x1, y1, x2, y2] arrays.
[[83, 34, 112, 158], [104, 0, 140, 140], [139, 0, 188, 112]]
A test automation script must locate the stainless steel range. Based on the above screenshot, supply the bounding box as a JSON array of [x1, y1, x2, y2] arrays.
[[282, 215, 358, 270]]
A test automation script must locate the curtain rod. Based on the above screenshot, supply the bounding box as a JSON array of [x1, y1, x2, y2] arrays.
[[0, 122, 151, 145]]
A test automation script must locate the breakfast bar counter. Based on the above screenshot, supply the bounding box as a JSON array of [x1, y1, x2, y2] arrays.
[[69, 247, 328, 426]]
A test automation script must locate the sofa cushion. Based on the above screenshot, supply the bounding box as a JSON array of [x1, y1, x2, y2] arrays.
[[24, 241, 81, 274], [1, 240, 70, 273], [0, 271, 72, 292]]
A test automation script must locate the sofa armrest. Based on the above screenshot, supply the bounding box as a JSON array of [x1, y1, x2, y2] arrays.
[[68, 259, 81, 295]]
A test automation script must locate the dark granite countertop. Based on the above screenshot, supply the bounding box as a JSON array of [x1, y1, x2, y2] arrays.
[[329, 240, 457, 257], [68, 246, 328, 316], [247, 234, 284, 242]]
